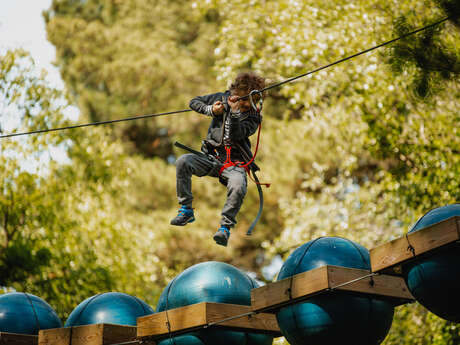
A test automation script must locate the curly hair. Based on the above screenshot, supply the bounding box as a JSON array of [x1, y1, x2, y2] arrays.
[[229, 72, 266, 98]]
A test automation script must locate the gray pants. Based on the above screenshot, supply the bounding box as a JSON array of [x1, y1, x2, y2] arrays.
[[176, 153, 247, 228]]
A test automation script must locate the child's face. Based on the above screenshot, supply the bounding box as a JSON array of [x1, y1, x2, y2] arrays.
[[231, 90, 252, 113]]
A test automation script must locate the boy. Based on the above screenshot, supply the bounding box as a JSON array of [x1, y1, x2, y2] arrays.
[[170, 72, 265, 246]]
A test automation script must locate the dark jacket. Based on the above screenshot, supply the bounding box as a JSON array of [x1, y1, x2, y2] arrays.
[[189, 91, 261, 171]]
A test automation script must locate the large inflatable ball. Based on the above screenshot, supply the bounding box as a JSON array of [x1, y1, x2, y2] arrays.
[[276, 237, 394, 345], [403, 204, 460, 322], [158, 334, 205, 345], [156, 261, 273, 345], [0, 292, 62, 334], [157, 330, 273, 345], [65, 292, 154, 326]]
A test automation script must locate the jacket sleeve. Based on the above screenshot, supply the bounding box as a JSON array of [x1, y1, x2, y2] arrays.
[[229, 113, 261, 140], [189, 92, 226, 116]]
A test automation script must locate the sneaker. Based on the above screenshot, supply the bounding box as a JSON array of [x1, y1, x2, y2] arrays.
[[213, 226, 230, 246], [170, 206, 195, 226]]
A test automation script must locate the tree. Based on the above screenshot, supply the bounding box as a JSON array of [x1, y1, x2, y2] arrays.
[[389, 0, 460, 98], [0, 49, 165, 318], [44, 0, 222, 159]]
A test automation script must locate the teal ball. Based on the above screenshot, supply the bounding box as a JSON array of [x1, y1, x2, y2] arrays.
[[65, 292, 154, 326], [404, 204, 460, 322], [246, 332, 274, 345], [275, 237, 394, 345], [156, 261, 256, 310], [156, 261, 273, 345], [0, 292, 61, 335], [157, 331, 272, 345], [157, 334, 205, 345]]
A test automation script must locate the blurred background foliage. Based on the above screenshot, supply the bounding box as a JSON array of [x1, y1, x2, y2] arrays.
[[0, 0, 458, 343]]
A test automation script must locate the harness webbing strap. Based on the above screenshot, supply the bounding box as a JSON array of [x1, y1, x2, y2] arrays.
[[217, 119, 270, 187]]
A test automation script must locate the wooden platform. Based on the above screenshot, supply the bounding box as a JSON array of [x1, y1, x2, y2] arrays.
[[370, 216, 460, 274], [0, 332, 37, 345], [38, 324, 138, 345], [137, 302, 281, 340], [251, 265, 414, 313]]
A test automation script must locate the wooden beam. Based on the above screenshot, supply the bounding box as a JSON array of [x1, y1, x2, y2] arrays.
[[328, 266, 413, 300], [370, 216, 460, 273], [38, 324, 138, 345], [251, 265, 414, 313], [137, 302, 281, 340], [0, 332, 37, 345], [251, 265, 329, 313]]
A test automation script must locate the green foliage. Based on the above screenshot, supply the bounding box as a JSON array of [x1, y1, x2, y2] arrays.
[[44, 0, 222, 158], [437, 0, 460, 27], [0, 240, 51, 285], [386, 304, 460, 345], [0, 49, 163, 318], [0, 50, 69, 288], [389, 1, 460, 98]]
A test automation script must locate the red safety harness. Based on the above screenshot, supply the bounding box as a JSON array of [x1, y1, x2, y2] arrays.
[[218, 91, 270, 188]]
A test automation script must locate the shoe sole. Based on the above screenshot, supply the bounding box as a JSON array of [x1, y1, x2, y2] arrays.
[[213, 234, 228, 247], [170, 217, 195, 226]]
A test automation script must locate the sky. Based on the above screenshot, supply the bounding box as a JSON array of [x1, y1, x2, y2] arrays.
[[0, 0, 63, 88], [0, 0, 74, 168], [0, 0, 79, 131]]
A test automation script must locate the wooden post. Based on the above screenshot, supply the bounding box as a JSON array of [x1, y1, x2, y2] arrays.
[[137, 302, 281, 341], [0, 332, 38, 345], [38, 324, 138, 345], [370, 216, 460, 273], [251, 265, 414, 313]]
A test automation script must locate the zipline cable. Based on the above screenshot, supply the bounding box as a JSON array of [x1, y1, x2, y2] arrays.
[[0, 109, 192, 139], [0, 16, 449, 139]]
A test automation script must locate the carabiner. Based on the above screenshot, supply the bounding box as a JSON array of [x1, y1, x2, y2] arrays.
[[249, 90, 263, 113]]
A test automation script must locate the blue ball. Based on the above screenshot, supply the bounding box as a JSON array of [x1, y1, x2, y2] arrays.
[[276, 237, 394, 345], [156, 261, 273, 345], [156, 262, 257, 311], [410, 204, 460, 231], [65, 292, 154, 326], [0, 292, 62, 335], [157, 332, 273, 345], [246, 332, 274, 345], [157, 334, 205, 345], [404, 204, 460, 322]]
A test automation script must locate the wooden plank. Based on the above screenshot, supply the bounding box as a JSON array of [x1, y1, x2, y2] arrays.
[[38, 327, 71, 345], [327, 266, 414, 304], [251, 265, 415, 313], [137, 302, 281, 339], [205, 303, 280, 335], [0, 332, 38, 345], [370, 216, 460, 273], [251, 265, 329, 313], [137, 302, 207, 338], [38, 324, 137, 345], [102, 324, 137, 345], [66, 324, 103, 345]]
